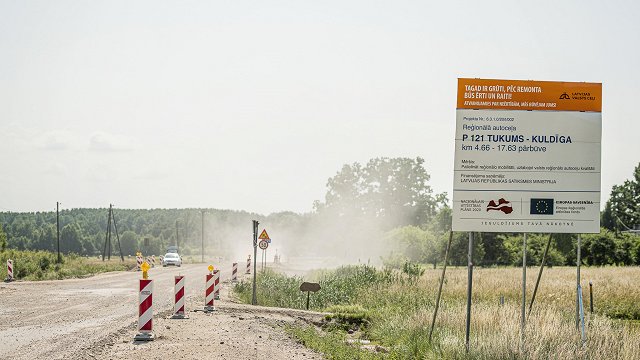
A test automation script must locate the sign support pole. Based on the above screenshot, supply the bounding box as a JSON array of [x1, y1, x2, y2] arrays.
[[528, 234, 552, 316], [576, 233, 581, 328], [429, 231, 453, 343], [465, 231, 473, 353], [521, 233, 527, 354], [251, 220, 259, 305]]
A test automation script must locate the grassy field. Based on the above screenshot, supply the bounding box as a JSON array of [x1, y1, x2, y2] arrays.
[[234, 265, 640, 359], [0, 250, 137, 281]]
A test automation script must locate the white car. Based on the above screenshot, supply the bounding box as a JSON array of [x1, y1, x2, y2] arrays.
[[162, 253, 182, 267]]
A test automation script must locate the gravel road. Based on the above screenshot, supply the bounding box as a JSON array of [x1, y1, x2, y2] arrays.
[[0, 263, 322, 359]]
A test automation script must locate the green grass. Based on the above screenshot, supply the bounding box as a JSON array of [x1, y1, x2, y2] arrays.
[[235, 265, 640, 359], [0, 249, 136, 281]]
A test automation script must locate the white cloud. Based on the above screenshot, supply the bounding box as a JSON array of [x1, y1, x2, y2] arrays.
[[89, 132, 135, 152]]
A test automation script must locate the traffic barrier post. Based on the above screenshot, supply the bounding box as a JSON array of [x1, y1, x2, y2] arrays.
[[171, 275, 188, 319], [5, 259, 14, 282], [134, 262, 154, 341], [232, 263, 238, 282], [213, 269, 221, 300], [204, 265, 216, 312], [246, 256, 251, 274]]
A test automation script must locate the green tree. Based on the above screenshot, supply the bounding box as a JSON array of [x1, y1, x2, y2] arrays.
[[480, 232, 511, 266], [32, 224, 56, 251], [0, 224, 7, 252], [582, 229, 617, 266], [385, 226, 443, 267], [448, 232, 485, 266], [603, 163, 640, 231], [120, 231, 139, 256], [321, 157, 447, 230], [61, 224, 83, 254]]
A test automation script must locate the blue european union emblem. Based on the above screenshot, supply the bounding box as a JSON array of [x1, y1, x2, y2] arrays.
[[530, 198, 554, 215]]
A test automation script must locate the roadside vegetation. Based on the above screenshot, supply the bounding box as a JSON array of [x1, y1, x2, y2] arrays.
[[234, 265, 640, 359], [0, 249, 136, 281]]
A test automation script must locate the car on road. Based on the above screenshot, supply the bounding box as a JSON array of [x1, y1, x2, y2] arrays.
[[162, 253, 182, 267]]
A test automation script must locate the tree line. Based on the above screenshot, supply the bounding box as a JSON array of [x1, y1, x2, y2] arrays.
[[1, 158, 639, 267]]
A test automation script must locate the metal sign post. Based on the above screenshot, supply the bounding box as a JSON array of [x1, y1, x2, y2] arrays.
[[258, 240, 268, 271], [576, 233, 582, 328], [251, 220, 259, 305], [258, 232, 270, 272], [521, 233, 527, 354], [528, 234, 553, 316], [429, 231, 453, 342]]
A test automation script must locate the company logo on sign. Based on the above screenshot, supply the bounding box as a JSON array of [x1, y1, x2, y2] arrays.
[[530, 198, 554, 215], [486, 198, 513, 214], [559, 92, 570, 99]]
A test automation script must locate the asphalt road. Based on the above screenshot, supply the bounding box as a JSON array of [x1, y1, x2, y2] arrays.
[[0, 262, 234, 359]]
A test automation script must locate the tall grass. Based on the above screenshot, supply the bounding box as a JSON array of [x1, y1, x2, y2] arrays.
[[234, 265, 640, 359], [0, 249, 136, 280]]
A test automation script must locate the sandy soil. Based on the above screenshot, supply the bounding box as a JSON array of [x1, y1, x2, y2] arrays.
[[0, 262, 323, 359]]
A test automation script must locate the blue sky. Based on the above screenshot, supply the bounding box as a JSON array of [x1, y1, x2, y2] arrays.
[[0, 0, 637, 214]]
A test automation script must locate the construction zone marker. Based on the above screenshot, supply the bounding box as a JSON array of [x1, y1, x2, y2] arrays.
[[134, 261, 154, 341], [5, 259, 13, 282], [213, 269, 221, 300], [232, 262, 238, 282], [136, 253, 143, 271], [246, 256, 251, 274], [204, 265, 216, 312], [171, 275, 188, 319]]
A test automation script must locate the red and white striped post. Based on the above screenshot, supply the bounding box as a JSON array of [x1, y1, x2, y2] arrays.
[[5, 259, 14, 282], [213, 269, 221, 300], [246, 256, 251, 274], [232, 262, 238, 282], [151, 255, 156, 267], [205, 271, 216, 312], [134, 279, 154, 341], [171, 275, 187, 319]]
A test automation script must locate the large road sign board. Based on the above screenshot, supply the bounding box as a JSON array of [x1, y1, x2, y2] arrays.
[[452, 78, 602, 233]]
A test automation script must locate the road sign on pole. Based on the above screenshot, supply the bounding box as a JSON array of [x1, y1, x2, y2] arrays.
[[258, 229, 270, 243], [258, 240, 268, 250]]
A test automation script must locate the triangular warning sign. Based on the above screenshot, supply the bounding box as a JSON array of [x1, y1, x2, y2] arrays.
[[258, 229, 270, 240]]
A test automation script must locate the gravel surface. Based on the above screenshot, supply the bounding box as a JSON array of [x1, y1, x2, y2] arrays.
[[0, 262, 323, 359]]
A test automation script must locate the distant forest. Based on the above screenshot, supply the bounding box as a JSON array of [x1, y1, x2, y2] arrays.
[[1, 158, 639, 267]]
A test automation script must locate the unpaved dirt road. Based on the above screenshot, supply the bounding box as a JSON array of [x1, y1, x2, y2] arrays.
[[0, 263, 323, 359]]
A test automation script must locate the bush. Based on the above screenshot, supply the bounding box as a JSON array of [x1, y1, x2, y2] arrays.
[[0, 249, 135, 280]]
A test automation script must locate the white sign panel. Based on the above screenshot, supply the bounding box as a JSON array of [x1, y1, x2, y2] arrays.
[[452, 79, 602, 233]]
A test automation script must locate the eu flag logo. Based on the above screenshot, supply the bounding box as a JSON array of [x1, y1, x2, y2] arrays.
[[530, 199, 554, 215]]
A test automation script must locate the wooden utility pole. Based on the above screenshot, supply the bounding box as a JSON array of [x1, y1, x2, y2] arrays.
[[102, 204, 124, 262], [201, 211, 205, 263]]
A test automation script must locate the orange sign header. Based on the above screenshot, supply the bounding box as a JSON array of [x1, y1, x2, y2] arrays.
[[457, 78, 601, 112]]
